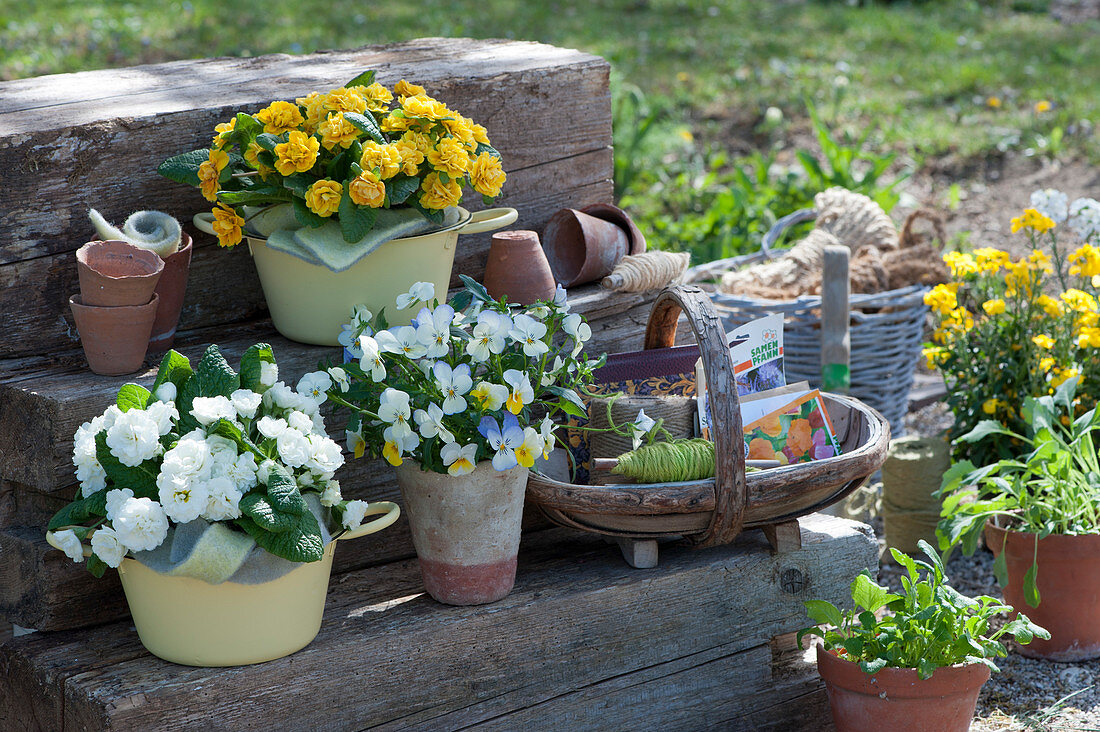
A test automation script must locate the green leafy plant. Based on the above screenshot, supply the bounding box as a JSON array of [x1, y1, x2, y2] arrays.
[[798, 540, 1048, 679], [937, 376, 1100, 607]]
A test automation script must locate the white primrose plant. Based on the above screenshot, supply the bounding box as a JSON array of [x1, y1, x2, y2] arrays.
[[48, 344, 376, 576], [318, 277, 660, 477]]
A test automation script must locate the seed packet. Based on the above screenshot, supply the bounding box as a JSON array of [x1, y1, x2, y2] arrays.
[[742, 389, 842, 464], [698, 313, 785, 438]]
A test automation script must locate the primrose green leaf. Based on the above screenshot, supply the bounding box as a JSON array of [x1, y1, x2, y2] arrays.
[[157, 149, 208, 186], [344, 70, 376, 89], [116, 384, 151, 412], [239, 343, 276, 392], [150, 350, 193, 397], [343, 112, 385, 144], [338, 192, 378, 243], [48, 487, 109, 531]]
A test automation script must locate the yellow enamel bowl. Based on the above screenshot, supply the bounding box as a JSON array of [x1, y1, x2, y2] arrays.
[[194, 207, 518, 346], [47, 501, 400, 667]]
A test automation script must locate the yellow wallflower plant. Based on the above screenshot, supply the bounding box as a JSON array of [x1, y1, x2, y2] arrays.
[[159, 69, 506, 250], [925, 197, 1100, 464]]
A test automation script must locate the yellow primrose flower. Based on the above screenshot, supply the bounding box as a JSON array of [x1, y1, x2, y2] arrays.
[[319, 112, 360, 150], [323, 87, 367, 115], [211, 203, 245, 248], [393, 138, 426, 176], [394, 79, 426, 99], [274, 130, 320, 176], [402, 93, 450, 120], [1069, 244, 1100, 279], [1032, 334, 1055, 349], [1035, 100, 1052, 114], [1039, 356, 1056, 372], [211, 118, 236, 149], [470, 121, 491, 146], [1062, 288, 1099, 313], [982, 299, 1006, 316], [296, 91, 328, 129], [381, 113, 414, 134], [355, 82, 393, 113], [441, 116, 477, 150], [427, 136, 471, 177], [987, 96, 1002, 109], [197, 149, 229, 202], [255, 100, 305, 135], [304, 179, 343, 217], [419, 171, 462, 210], [469, 153, 507, 198], [973, 247, 1010, 274], [348, 172, 386, 208], [943, 251, 979, 278], [1036, 294, 1065, 318], [1010, 208, 1056, 234], [359, 141, 402, 180]]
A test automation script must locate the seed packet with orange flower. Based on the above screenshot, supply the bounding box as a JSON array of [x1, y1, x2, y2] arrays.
[[741, 389, 841, 464]]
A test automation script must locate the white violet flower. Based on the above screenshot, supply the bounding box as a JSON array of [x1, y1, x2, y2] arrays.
[[508, 313, 549, 358], [415, 304, 456, 359], [470, 380, 509, 412], [297, 371, 332, 405], [377, 388, 415, 439], [375, 325, 428, 360], [328, 367, 350, 393], [414, 402, 456, 443], [441, 442, 478, 476], [358, 335, 387, 382], [395, 281, 435, 310], [346, 426, 367, 459], [434, 362, 473, 415], [562, 313, 592, 356], [465, 310, 511, 362], [502, 369, 535, 415], [478, 414, 524, 471], [631, 409, 658, 449]]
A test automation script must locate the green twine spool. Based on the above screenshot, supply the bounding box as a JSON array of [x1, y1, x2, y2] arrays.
[[612, 438, 716, 483]]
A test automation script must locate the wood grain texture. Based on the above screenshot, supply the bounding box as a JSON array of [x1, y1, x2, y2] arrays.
[[0, 38, 611, 358], [0, 514, 874, 731]]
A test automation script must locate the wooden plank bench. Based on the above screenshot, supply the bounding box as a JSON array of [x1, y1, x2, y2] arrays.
[[1, 515, 875, 731]]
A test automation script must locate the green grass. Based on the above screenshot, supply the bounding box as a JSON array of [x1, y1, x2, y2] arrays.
[[2, 0, 1097, 162]]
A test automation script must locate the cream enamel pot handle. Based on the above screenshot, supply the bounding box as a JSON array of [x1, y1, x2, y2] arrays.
[[193, 212, 217, 236], [338, 501, 401, 541], [457, 207, 518, 234]]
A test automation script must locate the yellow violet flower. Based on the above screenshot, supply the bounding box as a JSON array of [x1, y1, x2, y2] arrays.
[[1034, 100, 1052, 114], [382, 439, 403, 466], [305, 179, 343, 217], [982, 299, 1006, 316], [274, 130, 320, 176], [359, 141, 402, 180], [319, 112, 360, 150], [348, 172, 386, 208], [255, 100, 305, 135], [427, 136, 471, 177], [419, 171, 462, 211], [470, 153, 507, 198], [197, 149, 229, 202], [1032, 334, 1055, 350], [1069, 244, 1100, 279], [211, 204, 245, 248]]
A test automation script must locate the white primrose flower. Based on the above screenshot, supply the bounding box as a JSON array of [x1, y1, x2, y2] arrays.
[[90, 526, 126, 568], [153, 381, 177, 403], [145, 400, 179, 435], [256, 459, 275, 485], [508, 313, 549, 358], [205, 434, 238, 464], [276, 428, 313, 468], [414, 402, 456, 443], [259, 360, 279, 387], [306, 433, 345, 474], [358, 335, 387, 382], [434, 362, 473, 415], [553, 283, 570, 312], [562, 313, 592, 356], [346, 426, 367, 459], [470, 380, 509, 412], [105, 409, 163, 467], [382, 424, 420, 466], [190, 395, 237, 426], [223, 452, 259, 492], [256, 416, 289, 440], [105, 488, 135, 521], [112, 496, 169, 552], [395, 281, 435, 310], [478, 413, 524, 471], [54, 529, 85, 563], [342, 499, 370, 530], [202, 476, 244, 521], [441, 442, 478, 476], [539, 415, 557, 460], [320, 480, 343, 507], [1070, 198, 1100, 241], [631, 408, 658, 449], [1030, 188, 1070, 224], [465, 310, 511, 362], [297, 371, 332, 406], [230, 388, 262, 419], [158, 472, 211, 524], [375, 326, 428, 360], [415, 304, 456, 359], [286, 410, 314, 433], [377, 388, 415, 439], [73, 418, 107, 497], [514, 427, 544, 469], [328, 367, 350, 393], [160, 436, 212, 480], [264, 382, 300, 410], [502, 370, 535, 415]]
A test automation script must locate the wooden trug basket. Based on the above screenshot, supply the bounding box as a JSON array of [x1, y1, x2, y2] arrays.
[[527, 285, 892, 552]]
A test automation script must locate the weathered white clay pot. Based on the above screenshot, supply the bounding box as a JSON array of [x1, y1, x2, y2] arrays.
[[394, 461, 527, 606]]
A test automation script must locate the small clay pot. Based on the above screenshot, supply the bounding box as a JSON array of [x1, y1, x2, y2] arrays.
[[148, 232, 193, 352], [816, 645, 990, 732], [580, 202, 647, 256], [76, 240, 164, 307], [985, 521, 1100, 661], [69, 294, 159, 376], [543, 208, 630, 288], [482, 230, 557, 305]]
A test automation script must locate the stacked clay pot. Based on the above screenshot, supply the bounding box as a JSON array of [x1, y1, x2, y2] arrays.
[[71, 240, 163, 375]]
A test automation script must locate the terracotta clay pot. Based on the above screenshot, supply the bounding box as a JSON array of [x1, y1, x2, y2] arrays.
[[394, 461, 528, 606], [985, 521, 1100, 661], [76, 240, 164, 307], [148, 232, 193, 352], [482, 230, 557, 305], [816, 645, 990, 732], [69, 294, 159, 376], [543, 208, 630, 287]]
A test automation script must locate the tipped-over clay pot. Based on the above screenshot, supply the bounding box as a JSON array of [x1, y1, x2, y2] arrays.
[[148, 232, 193, 352], [76, 240, 164, 307], [543, 207, 632, 287], [69, 294, 159, 376], [483, 230, 557, 305]]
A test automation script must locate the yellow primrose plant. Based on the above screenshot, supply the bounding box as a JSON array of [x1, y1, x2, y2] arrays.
[[924, 190, 1100, 464], [158, 71, 506, 253]]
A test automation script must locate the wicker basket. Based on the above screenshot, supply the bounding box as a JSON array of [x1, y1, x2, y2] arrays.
[[690, 209, 929, 436], [526, 285, 892, 547]]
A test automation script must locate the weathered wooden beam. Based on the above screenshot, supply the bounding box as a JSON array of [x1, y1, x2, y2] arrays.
[[0, 515, 875, 730], [0, 38, 612, 358]]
